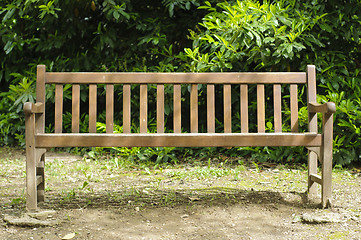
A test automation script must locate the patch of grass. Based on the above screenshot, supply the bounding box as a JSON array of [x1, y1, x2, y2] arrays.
[[324, 231, 349, 240]]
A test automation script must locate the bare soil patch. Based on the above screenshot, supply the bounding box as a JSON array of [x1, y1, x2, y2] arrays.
[[1, 147, 360, 239]]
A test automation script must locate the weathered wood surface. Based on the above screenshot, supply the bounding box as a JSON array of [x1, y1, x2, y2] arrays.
[[207, 84, 215, 133], [24, 64, 335, 210], [72, 85, 80, 133], [35, 133, 322, 148], [123, 84, 131, 133], [257, 84, 265, 133], [157, 85, 165, 133], [45, 72, 307, 84]]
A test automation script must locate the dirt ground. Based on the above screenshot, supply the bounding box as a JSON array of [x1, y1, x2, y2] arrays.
[[1, 147, 361, 240]]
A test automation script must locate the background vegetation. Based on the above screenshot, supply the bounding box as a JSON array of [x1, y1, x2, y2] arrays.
[[1, 0, 360, 166]]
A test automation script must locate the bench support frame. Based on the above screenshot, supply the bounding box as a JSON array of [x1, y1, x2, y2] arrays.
[[24, 65, 335, 211]]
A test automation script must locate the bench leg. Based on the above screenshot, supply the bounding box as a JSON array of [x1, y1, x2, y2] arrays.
[[321, 113, 333, 208], [307, 150, 318, 199], [25, 113, 37, 212], [36, 149, 46, 202]]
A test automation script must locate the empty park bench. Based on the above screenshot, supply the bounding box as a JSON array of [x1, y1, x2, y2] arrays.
[[24, 65, 335, 211]]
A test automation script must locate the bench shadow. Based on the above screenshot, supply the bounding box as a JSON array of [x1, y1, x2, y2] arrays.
[[40, 187, 320, 211]]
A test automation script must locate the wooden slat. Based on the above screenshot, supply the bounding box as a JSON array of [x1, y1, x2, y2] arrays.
[[207, 85, 215, 133], [290, 84, 298, 132], [307, 66, 318, 198], [190, 84, 198, 133], [307, 65, 318, 133], [55, 84, 63, 133], [36, 65, 46, 133], [240, 84, 248, 133], [89, 84, 97, 133], [308, 150, 318, 198], [36, 133, 322, 148], [321, 111, 334, 208], [309, 173, 322, 185], [106, 84, 114, 133], [25, 107, 36, 211], [72, 84, 80, 133], [224, 84, 232, 133], [46, 72, 307, 84], [140, 84, 148, 133], [257, 84, 265, 133], [36, 151, 45, 202], [36, 176, 43, 186], [173, 84, 181, 133], [123, 84, 131, 133], [274, 84, 282, 133], [157, 84, 164, 133]]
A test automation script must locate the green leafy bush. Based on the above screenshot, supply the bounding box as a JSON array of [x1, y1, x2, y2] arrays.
[[1, 0, 361, 166], [185, 0, 324, 72], [0, 0, 206, 145]]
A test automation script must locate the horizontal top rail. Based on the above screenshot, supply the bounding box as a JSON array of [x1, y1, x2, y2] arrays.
[[45, 72, 307, 84]]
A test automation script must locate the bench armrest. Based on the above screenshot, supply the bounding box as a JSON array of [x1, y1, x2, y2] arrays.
[[23, 102, 44, 114], [308, 102, 336, 114]]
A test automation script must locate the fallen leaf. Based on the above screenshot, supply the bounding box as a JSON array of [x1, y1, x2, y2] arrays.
[[62, 232, 76, 239]]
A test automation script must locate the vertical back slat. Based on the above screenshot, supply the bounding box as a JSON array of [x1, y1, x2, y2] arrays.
[[140, 84, 148, 133], [274, 84, 282, 132], [36, 65, 46, 133], [240, 84, 248, 133], [106, 84, 114, 133], [55, 84, 63, 133], [207, 85, 215, 133], [307, 65, 318, 198], [89, 84, 97, 133], [157, 84, 164, 133], [290, 84, 299, 132], [224, 84, 232, 133], [307, 65, 318, 133], [123, 84, 131, 133], [173, 84, 181, 133], [257, 84, 265, 133], [72, 84, 80, 133], [190, 84, 198, 133]]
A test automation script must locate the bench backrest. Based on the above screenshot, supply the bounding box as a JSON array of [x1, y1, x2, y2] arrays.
[[35, 65, 318, 135]]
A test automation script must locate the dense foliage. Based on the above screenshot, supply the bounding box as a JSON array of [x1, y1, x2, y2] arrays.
[[1, 0, 360, 166]]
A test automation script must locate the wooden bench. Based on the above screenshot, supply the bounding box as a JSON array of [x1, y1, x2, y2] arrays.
[[24, 65, 335, 211]]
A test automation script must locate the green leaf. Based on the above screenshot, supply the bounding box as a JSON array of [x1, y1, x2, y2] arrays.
[[270, 4, 277, 15], [319, 23, 332, 32], [113, 10, 120, 20], [2, 8, 15, 23], [278, 16, 291, 26], [169, 3, 174, 17], [4, 41, 14, 55], [82, 181, 89, 189], [287, 44, 293, 54], [119, 9, 130, 20], [264, 37, 275, 43]]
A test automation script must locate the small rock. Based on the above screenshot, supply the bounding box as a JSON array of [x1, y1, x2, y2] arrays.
[[188, 197, 200, 201], [300, 212, 343, 224], [181, 214, 189, 219], [26, 210, 57, 219], [4, 214, 60, 227]]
